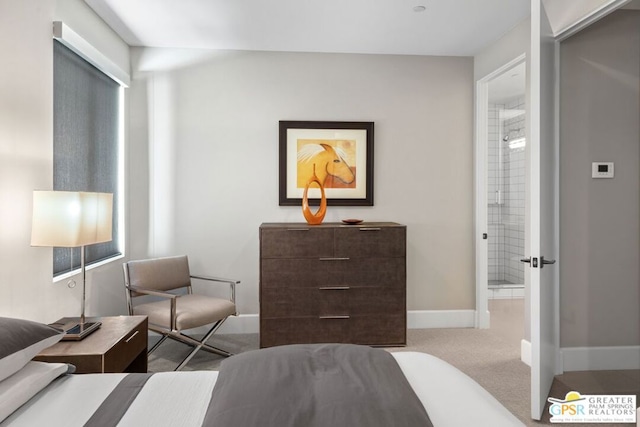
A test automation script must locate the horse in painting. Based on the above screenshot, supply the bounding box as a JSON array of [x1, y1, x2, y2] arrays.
[[297, 143, 355, 188]]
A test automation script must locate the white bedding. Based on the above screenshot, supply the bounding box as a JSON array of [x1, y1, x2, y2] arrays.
[[2, 352, 523, 426], [392, 352, 523, 426]]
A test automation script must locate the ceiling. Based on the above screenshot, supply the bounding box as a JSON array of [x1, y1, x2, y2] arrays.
[[85, 0, 530, 56]]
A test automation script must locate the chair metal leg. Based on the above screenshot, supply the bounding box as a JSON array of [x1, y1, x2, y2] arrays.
[[148, 334, 169, 355], [148, 318, 233, 371], [198, 317, 228, 350], [175, 346, 200, 371], [200, 343, 232, 357]]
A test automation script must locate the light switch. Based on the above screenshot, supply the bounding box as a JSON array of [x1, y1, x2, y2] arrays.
[[592, 162, 614, 178]]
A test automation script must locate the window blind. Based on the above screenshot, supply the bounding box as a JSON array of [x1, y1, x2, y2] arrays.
[[53, 40, 121, 276]]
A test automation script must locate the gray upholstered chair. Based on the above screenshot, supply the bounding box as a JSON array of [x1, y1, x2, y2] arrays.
[[122, 255, 239, 370]]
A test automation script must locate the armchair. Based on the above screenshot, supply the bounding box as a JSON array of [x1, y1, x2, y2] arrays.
[[122, 255, 239, 370]]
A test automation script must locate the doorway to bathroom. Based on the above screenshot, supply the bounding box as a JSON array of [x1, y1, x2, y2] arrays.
[[474, 55, 526, 344], [487, 61, 526, 301]]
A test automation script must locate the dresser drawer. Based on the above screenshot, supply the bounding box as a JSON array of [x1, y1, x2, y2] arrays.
[[260, 317, 349, 347], [351, 314, 406, 346], [261, 287, 349, 318], [348, 287, 405, 315], [261, 257, 405, 289], [336, 258, 405, 288], [261, 287, 404, 318], [260, 227, 334, 258], [335, 226, 405, 258], [260, 258, 329, 288], [260, 314, 405, 348]]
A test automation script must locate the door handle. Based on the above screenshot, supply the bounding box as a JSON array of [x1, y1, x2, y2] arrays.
[[521, 257, 555, 268], [540, 256, 556, 268]]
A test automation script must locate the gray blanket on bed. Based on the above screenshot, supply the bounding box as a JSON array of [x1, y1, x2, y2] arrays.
[[202, 343, 433, 427]]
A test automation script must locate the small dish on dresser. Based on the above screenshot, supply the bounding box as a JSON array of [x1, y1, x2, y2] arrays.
[[341, 218, 364, 225]]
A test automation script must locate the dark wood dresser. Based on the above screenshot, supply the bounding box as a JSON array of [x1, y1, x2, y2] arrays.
[[259, 222, 406, 348]]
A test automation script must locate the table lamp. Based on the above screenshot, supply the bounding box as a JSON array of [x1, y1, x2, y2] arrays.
[[31, 191, 113, 340]]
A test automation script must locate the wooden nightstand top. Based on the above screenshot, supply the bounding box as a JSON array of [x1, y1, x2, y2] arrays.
[[34, 315, 148, 373]]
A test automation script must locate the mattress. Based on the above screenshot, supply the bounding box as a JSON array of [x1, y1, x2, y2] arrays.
[[2, 351, 523, 426]]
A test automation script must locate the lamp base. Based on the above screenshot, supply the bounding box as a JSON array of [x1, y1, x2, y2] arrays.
[[60, 321, 102, 341]]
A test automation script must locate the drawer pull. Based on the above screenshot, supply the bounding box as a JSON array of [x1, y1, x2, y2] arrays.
[[319, 315, 350, 319], [125, 330, 139, 343], [286, 228, 309, 231], [319, 257, 350, 261], [359, 227, 381, 231], [319, 286, 350, 290]]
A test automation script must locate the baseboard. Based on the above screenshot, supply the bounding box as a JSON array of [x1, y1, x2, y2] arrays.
[[561, 345, 640, 371], [521, 339, 531, 366], [194, 310, 477, 335], [477, 310, 491, 329], [407, 310, 476, 329], [512, 341, 639, 371]]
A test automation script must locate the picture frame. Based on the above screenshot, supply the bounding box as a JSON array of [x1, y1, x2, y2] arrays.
[[279, 120, 374, 206]]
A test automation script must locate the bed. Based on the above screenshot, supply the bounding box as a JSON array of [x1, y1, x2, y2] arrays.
[[0, 317, 524, 426]]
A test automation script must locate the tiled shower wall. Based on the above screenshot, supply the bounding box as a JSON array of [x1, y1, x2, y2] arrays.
[[488, 104, 504, 282], [488, 96, 525, 285]]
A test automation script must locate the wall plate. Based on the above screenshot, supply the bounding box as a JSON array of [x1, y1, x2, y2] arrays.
[[592, 162, 614, 178]]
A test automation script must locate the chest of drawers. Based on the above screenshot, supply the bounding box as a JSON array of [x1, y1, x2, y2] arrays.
[[259, 222, 406, 348]]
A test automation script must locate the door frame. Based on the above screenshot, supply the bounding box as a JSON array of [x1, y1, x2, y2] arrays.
[[551, 0, 632, 40], [474, 53, 527, 330]]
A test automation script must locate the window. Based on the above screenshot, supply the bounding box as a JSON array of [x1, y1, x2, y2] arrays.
[[53, 40, 121, 276]]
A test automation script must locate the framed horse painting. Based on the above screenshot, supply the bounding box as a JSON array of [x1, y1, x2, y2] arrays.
[[279, 120, 374, 206]]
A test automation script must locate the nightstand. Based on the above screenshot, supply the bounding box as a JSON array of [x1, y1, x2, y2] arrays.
[[34, 315, 148, 374]]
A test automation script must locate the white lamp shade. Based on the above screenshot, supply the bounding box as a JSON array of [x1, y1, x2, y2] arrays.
[[31, 191, 113, 247]]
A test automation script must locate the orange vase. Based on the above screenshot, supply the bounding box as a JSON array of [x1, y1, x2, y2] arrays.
[[302, 164, 327, 225]]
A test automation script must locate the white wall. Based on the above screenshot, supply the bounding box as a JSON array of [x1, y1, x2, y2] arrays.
[[0, 0, 129, 322], [474, 18, 531, 82], [128, 49, 475, 316]]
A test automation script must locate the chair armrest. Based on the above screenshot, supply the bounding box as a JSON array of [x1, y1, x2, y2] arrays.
[[126, 285, 179, 330], [190, 275, 239, 304], [126, 285, 178, 299], [190, 274, 240, 285]]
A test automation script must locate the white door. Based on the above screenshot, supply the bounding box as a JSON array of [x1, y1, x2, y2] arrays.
[[528, 0, 559, 420]]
